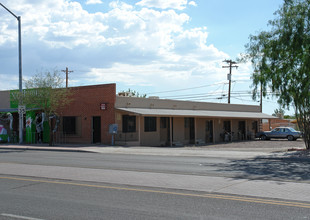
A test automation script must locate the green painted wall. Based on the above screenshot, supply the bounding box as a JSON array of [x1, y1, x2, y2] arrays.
[[43, 121, 49, 143], [11, 90, 50, 144], [25, 111, 50, 144], [25, 111, 36, 143]]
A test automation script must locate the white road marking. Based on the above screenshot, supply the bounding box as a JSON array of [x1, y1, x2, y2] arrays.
[[1, 213, 45, 220]]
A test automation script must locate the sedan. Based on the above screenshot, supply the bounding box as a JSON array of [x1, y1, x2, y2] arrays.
[[256, 127, 302, 141]]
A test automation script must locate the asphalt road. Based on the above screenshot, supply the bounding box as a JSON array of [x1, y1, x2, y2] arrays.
[[1, 149, 310, 182], [1, 176, 310, 220], [0, 150, 233, 176], [0, 149, 310, 219]]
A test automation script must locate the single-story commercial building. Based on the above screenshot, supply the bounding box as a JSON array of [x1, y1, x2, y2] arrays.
[[115, 95, 275, 146], [0, 83, 275, 146]]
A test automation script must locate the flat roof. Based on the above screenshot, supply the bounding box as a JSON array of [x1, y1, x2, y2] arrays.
[[116, 108, 276, 119]]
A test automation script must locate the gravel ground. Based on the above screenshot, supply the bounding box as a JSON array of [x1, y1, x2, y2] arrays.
[[184, 139, 306, 152]]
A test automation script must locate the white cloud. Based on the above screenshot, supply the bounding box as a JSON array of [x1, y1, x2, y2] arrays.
[[0, 0, 229, 96], [136, 0, 188, 10], [188, 1, 197, 7], [86, 0, 103, 5], [109, 1, 133, 10], [0, 73, 19, 90]]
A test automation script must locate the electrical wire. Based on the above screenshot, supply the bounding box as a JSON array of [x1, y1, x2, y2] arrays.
[[146, 82, 228, 95]]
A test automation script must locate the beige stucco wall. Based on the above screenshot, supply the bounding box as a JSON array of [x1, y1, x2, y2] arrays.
[[0, 91, 10, 109], [116, 96, 261, 112], [195, 118, 205, 141], [115, 96, 263, 146], [140, 117, 161, 146], [115, 109, 260, 146], [172, 117, 185, 144]]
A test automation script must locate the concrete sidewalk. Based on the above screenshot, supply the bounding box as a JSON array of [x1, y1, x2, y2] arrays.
[[0, 143, 309, 160], [1, 162, 310, 203]]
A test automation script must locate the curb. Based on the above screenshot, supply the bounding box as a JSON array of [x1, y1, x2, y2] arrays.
[[0, 147, 95, 153]]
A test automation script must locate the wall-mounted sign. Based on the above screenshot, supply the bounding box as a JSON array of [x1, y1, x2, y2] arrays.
[[100, 103, 107, 110], [18, 105, 26, 114], [109, 124, 118, 134]]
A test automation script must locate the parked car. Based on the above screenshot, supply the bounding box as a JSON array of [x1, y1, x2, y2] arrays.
[[255, 127, 302, 141]]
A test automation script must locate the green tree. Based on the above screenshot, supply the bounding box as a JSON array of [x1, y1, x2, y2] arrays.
[[272, 108, 285, 118], [284, 115, 296, 119], [242, 0, 310, 149], [22, 71, 73, 146], [118, 88, 147, 98]]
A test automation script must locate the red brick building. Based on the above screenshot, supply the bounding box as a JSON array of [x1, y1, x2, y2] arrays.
[[55, 83, 116, 144], [262, 118, 297, 131]]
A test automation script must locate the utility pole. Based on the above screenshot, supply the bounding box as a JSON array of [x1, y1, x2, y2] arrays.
[[259, 76, 263, 132], [260, 82, 263, 112], [222, 59, 238, 104], [61, 67, 73, 88], [0, 3, 23, 144]]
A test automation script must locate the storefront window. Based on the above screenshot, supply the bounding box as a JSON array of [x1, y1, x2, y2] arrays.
[[63, 116, 76, 134], [122, 115, 136, 133], [144, 117, 156, 132]]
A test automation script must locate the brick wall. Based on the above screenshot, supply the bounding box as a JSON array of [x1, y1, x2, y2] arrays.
[[262, 118, 296, 131], [57, 83, 116, 144]]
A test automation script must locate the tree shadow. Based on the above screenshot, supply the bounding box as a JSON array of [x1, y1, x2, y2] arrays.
[[215, 152, 310, 181]]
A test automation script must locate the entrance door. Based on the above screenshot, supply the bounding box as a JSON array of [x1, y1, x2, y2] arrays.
[[160, 117, 170, 146], [189, 118, 195, 144], [93, 116, 101, 143], [238, 121, 246, 140], [185, 117, 195, 144], [205, 120, 213, 143], [223, 121, 231, 132], [223, 120, 231, 141]]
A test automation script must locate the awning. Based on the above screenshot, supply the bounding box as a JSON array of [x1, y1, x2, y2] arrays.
[[116, 108, 276, 119], [0, 108, 18, 113], [0, 108, 39, 113]]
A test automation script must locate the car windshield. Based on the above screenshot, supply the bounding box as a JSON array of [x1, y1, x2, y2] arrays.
[[288, 127, 298, 132]]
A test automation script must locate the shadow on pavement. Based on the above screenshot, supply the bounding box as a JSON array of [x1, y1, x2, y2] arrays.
[[217, 151, 310, 181]]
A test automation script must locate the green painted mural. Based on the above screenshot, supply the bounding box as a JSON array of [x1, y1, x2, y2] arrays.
[[9, 89, 50, 144]]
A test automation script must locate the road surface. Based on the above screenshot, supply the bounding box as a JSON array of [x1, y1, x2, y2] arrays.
[[0, 149, 309, 219]]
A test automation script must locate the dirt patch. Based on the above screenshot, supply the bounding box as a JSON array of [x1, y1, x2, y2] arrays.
[[189, 139, 306, 152]]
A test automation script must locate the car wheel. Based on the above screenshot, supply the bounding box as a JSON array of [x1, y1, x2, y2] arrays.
[[287, 135, 294, 141], [261, 135, 267, 140]]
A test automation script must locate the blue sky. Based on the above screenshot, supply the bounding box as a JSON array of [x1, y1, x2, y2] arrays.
[[0, 0, 290, 115]]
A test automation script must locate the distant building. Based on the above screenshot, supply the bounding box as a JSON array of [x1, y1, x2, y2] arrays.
[[262, 118, 297, 131]]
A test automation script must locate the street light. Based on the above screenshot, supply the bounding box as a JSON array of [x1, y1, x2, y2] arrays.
[[0, 3, 23, 144]]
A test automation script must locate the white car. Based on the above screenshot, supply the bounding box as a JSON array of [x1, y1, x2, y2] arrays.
[[255, 127, 302, 141]]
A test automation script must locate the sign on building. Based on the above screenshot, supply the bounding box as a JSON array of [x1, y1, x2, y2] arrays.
[[100, 103, 107, 110], [109, 124, 118, 134]]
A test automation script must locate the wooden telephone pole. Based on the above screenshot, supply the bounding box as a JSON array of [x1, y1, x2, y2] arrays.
[[61, 67, 73, 88], [222, 60, 238, 104]]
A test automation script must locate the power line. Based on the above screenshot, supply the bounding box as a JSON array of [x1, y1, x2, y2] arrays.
[[146, 82, 227, 95]]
